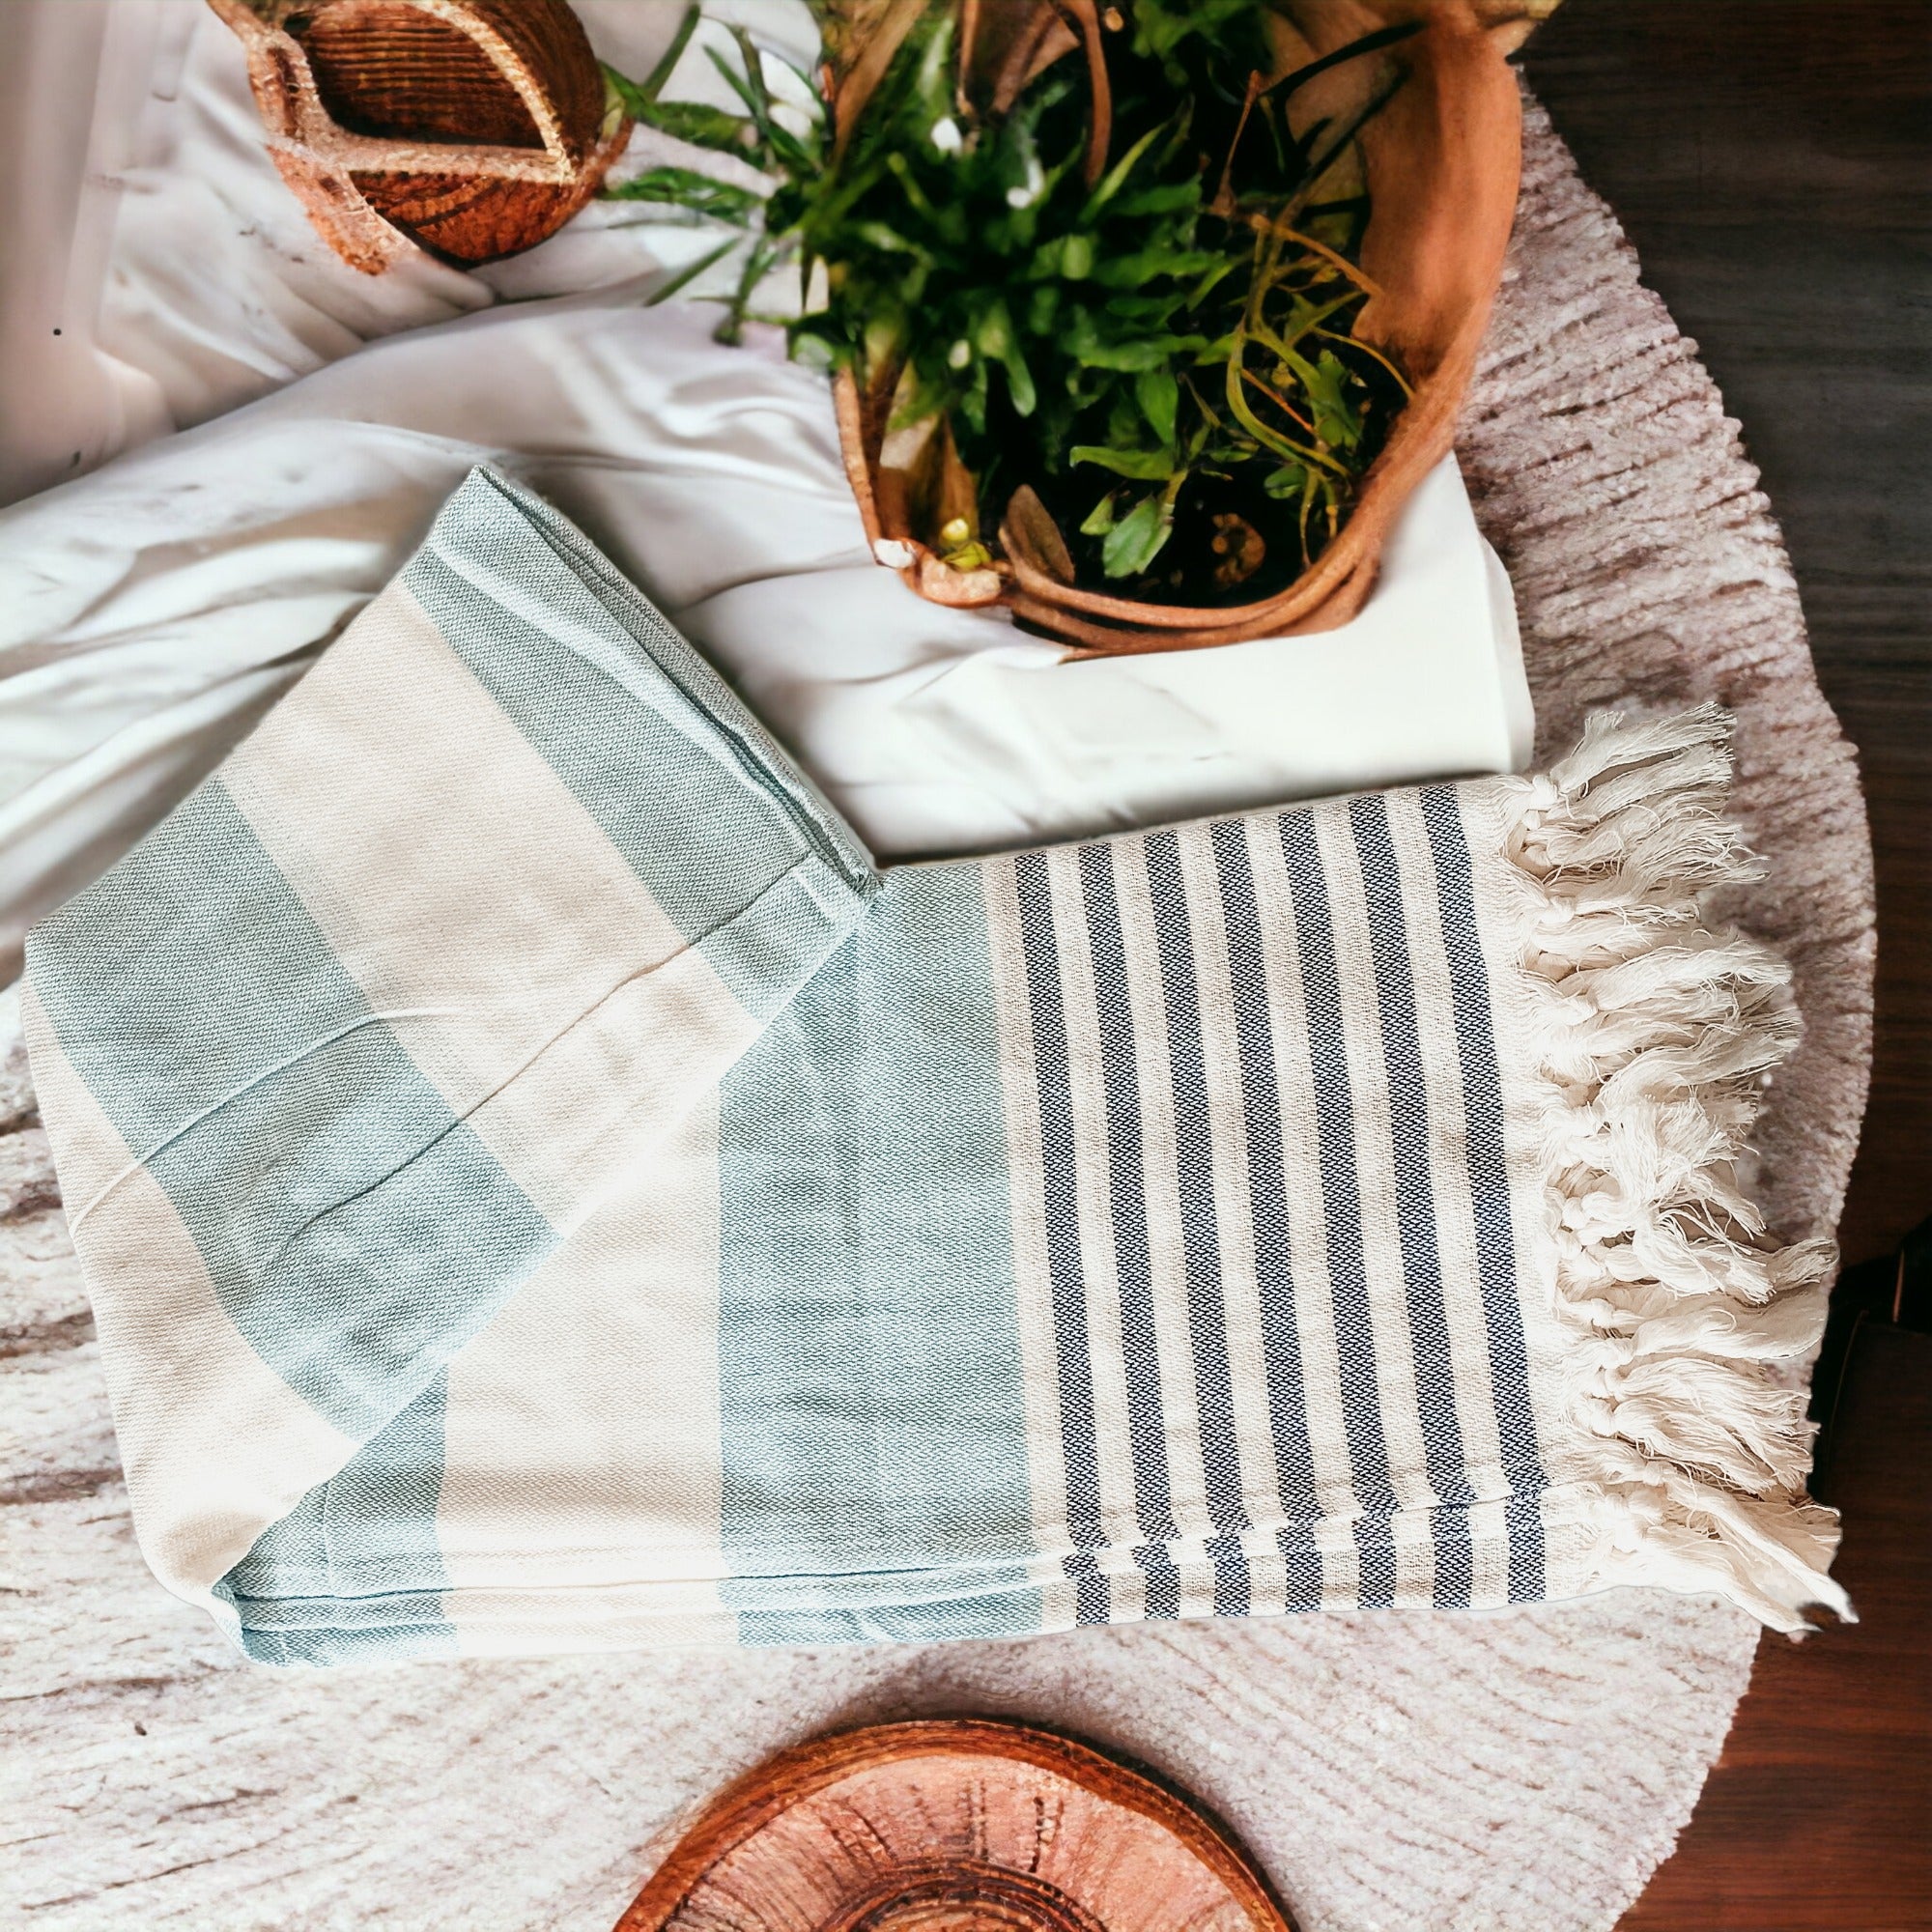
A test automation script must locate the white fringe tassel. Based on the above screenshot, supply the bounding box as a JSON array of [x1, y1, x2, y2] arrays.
[[1504, 703, 1852, 1633]]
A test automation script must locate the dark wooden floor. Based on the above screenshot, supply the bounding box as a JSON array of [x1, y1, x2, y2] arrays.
[[1520, 6, 1932, 1928]]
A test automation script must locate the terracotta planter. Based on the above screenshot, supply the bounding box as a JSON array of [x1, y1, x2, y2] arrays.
[[830, 0, 1524, 657]]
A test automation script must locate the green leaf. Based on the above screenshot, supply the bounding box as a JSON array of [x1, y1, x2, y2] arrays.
[[642, 236, 741, 307], [1069, 330, 1208, 372], [1184, 257, 1237, 310], [1079, 121, 1168, 220], [1135, 368, 1179, 444], [711, 232, 781, 344], [883, 152, 954, 237], [604, 166, 762, 224], [602, 61, 652, 120], [1030, 232, 1093, 280], [1272, 343, 1364, 449], [786, 323, 839, 373], [1306, 348, 1363, 447], [1089, 247, 1224, 291], [1003, 343, 1037, 416], [852, 219, 928, 257], [971, 298, 1037, 416], [1108, 181, 1202, 219], [636, 7, 699, 106], [958, 355, 990, 435], [1025, 282, 1062, 334], [705, 38, 768, 129], [634, 98, 756, 155], [1269, 291, 1359, 355], [1071, 444, 1176, 480], [972, 298, 1013, 360], [706, 32, 816, 173], [1080, 495, 1119, 536], [1263, 461, 1309, 498], [1101, 493, 1174, 578]]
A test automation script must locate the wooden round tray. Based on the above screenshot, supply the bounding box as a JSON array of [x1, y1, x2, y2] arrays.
[[612, 1719, 1297, 1932]]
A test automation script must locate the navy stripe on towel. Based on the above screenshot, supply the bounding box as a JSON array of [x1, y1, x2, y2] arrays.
[[1011, 851, 1113, 1624], [1275, 810, 1399, 1609], [1418, 786, 1548, 1602], [1141, 831, 1254, 1617], [1349, 794, 1475, 1609], [1078, 841, 1183, 1618], [1208, 818, 1324, 1613]]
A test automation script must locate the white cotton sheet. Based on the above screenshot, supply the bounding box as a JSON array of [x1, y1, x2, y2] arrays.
[[0, 0, 1532, 982], [0, 0, 821, 490]]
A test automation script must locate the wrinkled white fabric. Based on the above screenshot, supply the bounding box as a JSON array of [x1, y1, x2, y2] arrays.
[[0, 0, 815, 491], [0, 0, 1531, 983], [0, 295, 1530, 977]]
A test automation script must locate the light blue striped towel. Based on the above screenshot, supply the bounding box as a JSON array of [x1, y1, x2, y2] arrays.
[[24, 469, 1847, 1666]]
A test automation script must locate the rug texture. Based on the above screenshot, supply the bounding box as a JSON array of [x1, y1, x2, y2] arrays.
[[0, 99, 1873, 1932]]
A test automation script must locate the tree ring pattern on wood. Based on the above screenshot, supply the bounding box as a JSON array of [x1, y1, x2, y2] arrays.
[[613, 1719, 1297, 1932]]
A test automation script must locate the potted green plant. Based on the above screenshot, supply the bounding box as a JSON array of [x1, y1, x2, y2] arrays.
[[609, 0, 1523, 654]]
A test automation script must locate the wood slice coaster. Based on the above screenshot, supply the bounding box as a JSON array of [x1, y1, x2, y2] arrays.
[[612, 1719, 1297, 1932]]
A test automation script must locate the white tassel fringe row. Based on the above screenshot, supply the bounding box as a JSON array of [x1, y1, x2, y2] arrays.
[[1503, 703, 1851, 1634]]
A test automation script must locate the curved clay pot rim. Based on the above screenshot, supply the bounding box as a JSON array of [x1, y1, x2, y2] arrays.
[[611, 1718, 1297, 1932]]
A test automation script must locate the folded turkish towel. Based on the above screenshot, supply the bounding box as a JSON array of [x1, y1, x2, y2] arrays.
[[24, 469, 1847, 1667]]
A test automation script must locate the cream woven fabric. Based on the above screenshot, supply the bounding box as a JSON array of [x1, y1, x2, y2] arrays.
[[26, 469, 1845, 1668]]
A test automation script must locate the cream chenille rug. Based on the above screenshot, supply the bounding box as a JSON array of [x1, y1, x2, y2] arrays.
[[0, 100, 1872, 1932]]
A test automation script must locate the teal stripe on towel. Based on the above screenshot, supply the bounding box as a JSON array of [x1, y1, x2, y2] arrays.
[[716, 863, 1040, 1643], [403, 469, 876, 1017], [736, 1576, 1054, 1648], [25, 781, 557, 1439], [216, 1374, 458, 1666], [696, 855, 872, 1025]]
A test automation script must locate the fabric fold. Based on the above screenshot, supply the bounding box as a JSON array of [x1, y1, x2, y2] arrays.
[[26, 469, 1844, 1665], [25, 469, 873, 1619]]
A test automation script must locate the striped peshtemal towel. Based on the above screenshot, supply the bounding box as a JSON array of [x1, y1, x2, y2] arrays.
[[23, 469, 1847, 1666]]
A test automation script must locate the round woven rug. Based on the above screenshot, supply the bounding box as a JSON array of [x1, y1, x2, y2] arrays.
[[0, 99, 1872, 1932]]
